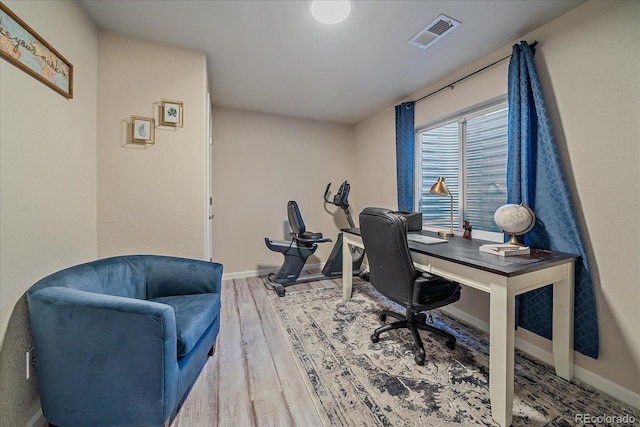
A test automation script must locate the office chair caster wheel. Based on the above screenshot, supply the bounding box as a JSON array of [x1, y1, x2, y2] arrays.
[[379, 313, 387, 322], [414, 350, 426, 366], [371, 334, 380, 343], [446, 340, 456, 350], [275, 285, 286, 297], [417, 313, 427, 324]]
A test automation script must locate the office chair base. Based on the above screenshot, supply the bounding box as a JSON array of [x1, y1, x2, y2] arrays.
[[371, 310, 456, 366]]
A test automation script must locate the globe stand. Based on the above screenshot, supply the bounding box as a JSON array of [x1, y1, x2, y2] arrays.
[[507, 233, 524, 246]]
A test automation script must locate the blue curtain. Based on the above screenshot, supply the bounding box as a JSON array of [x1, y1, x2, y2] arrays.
[[395, 102, 415, 211], [507, 41, 599, 358]]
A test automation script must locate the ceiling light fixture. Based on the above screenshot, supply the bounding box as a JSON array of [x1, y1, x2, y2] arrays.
[[311, 0, 351, 25]]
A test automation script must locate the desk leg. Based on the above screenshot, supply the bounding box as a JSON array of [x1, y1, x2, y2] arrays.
[[489, 282, 515, 427], [342, 237, 353, 301], [553, 265, 575, 380]]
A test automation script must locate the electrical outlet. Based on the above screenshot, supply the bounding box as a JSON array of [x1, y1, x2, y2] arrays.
[[26, 348, 35, 379]]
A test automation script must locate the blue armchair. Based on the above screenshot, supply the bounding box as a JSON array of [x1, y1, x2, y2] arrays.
[[27, 255, 223, 427]]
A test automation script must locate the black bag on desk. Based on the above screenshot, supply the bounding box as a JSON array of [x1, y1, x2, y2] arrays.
[[394, 211, 423, 231]]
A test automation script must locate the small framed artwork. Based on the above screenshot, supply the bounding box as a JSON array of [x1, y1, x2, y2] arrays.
[[160, 99, 184, 128], [130, 116, 155, 144]]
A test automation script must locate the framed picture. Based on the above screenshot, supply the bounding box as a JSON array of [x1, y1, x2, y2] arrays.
[[160, 99, 183, 127], [130, 116, 155, 144], [0, 3, 73, 98]]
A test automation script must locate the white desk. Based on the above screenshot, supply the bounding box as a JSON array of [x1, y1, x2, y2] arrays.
[[342, 229, 577, 427]]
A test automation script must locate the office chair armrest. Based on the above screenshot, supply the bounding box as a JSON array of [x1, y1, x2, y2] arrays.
[[411, 273, 461, 307]]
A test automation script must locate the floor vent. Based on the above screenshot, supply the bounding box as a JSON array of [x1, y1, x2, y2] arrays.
[[408, 14, 461, 50]]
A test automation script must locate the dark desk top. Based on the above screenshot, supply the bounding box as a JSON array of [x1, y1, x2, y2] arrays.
[[342, 228, 579, 278]]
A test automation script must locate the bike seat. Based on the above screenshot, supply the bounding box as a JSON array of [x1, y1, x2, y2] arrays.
[[300, 231, 324, 240], [293, 231, 332, 246]]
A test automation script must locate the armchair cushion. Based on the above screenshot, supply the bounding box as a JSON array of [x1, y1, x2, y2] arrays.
[[150, 293, 220, 357]]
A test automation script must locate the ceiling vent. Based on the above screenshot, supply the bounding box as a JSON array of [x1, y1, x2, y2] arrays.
[[408, 14, 461, 50]]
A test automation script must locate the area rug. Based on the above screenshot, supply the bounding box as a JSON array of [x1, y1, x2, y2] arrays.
[[267, 280, 639, 426]]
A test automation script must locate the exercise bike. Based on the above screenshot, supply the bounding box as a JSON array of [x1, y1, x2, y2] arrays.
[[264, 181, 365, 297]]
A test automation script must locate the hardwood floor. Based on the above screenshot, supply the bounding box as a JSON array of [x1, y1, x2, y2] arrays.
[[171, 275, 338, 427]]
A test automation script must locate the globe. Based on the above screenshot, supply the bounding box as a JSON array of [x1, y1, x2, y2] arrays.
[[494, 203, 536, 245]]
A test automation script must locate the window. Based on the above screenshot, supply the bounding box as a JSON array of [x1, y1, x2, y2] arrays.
[[416, 100, 508, 239]]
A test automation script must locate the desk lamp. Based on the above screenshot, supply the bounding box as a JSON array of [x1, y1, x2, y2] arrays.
[[430, 177, 454, 237]]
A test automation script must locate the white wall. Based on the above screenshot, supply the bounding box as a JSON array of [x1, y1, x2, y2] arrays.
[[353, 0, 639, 399], [97, 32, 209, 260], [211, 107, 355, 275], [0, 1, 98, 425]]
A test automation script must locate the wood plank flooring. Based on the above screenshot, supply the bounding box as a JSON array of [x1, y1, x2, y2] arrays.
[[171, 275, 338, 427]]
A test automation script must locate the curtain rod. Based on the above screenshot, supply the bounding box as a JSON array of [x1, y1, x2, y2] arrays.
[[414, 40, 538, 104]]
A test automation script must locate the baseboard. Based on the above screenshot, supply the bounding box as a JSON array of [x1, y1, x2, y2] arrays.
[[26, 406, 45, 427], [222, 263, 323, 281], [222, 267, 277, 280], [440, 306, 640, 410], [572, 365, 640, 410]]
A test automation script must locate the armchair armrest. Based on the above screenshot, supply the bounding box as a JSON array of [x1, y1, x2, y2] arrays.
[[144, 256, 223, 298], [28, 287, 179, 426]]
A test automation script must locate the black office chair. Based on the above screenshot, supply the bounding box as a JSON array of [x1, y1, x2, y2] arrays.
[[359, 207, 462, 366]]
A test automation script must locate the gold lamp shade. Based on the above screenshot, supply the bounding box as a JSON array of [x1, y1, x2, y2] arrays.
[[430, 177, 454, 237], [429, 176, 450, 197]]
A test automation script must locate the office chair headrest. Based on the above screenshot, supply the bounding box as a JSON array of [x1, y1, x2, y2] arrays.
[[360, 207, 405, 227]]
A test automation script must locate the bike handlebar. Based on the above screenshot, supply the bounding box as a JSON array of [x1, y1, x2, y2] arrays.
[[324, 181, 350, 209]]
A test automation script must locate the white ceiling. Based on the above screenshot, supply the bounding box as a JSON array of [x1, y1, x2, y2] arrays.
[[78, 0, 585, 124]]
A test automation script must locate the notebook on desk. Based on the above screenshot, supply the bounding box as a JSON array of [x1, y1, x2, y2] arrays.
[[406, 234, 448, 245]]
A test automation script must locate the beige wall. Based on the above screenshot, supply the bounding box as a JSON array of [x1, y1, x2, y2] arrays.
[[211, 107, 355, 275], [0, 1, 98, 425], [354, 0, 640, 399], [97, 32, 209, 260]]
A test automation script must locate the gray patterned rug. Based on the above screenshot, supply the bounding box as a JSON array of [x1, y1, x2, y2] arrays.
[[267, 279, 639, 426]]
